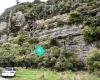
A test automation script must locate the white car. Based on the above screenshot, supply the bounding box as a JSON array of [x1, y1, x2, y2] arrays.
[[2, 67, 16, 77]]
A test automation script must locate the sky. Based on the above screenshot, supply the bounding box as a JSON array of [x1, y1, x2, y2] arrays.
[[0, 0, 47, 15]]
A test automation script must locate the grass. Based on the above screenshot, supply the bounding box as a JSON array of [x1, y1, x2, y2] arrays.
[[5, 68, 100, 80], [8, 68, 59, 80]]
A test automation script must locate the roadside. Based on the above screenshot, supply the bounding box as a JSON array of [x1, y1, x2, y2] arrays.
[[8, 68, 100, 80], [0, 77, 8, 80], [0, 67, 8, 80], [0, 67, 99, 80]]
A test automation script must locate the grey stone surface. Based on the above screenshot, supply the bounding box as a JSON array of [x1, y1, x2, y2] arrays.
[[38, 24, 96, 56], [0, 33, 7, 42], [0, 22, 8, 42], [0, 22, 7, 31], [40, 25, 82, 38], [14, 11, 25, 27]]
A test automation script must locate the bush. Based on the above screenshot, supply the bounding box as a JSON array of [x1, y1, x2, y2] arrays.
[[48, 22, 57, 29], [68, 11, 82, 24], [85, 48, 100, 72], [14, 2, 34, 13], [93, 71, 100, 77], [57, 1, 70, 14], [57, 20, 65, 27], [50, 47, 83, 71], [50, 39, 59, 46], [83, 26, 100, 43], [84, 17, 100, 27], [83, 26, 94, 43], [27, 1, 71, 20], [50, 46, 60, 57], [54, 60, 74, 71], [41, 40, 51, 49], [30, 37, 39, 44], [0, 31, 34, 67], [95, 27, 100, 41]]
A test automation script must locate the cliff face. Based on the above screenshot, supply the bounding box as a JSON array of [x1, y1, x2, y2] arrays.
[[34, 14, 96, 58], [0, 1, 100, 70], [0, 22, 8, 42], [0, 7, 25, 42], [0, 1, 99, 56], [0, 7, 14, 21], [0, 11, 97, 56], [39, 25, 95, 55], [0, 7, 14, 42]]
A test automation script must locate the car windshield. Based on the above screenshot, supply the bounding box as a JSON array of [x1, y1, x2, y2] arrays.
[[5, 68, 13, 71]]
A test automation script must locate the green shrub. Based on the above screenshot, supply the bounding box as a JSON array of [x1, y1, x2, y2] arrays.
[[0, 69, 2, 74], [50, 46, 60, 57], [0, 31, 34, 67], [56, 59, 74, 70], [68, 11, 82, 24], [83, 26, 100, 43], [85, 48, 100, 72], [83, 26, 94, 42], [48, 22, 57, 29], [31, 37, 39, 44], [84, 17, 100, 27], [57, 20, 65, 27], [93, 71, 100, 77], [94, 26, 100, 41], [50, 39, 59, 46], [41, 40, 51, 49], [27, 1, 71, 20], [57, 1, 70, 14], [54, 61, 63, 71], [15, 2, 34, 13]]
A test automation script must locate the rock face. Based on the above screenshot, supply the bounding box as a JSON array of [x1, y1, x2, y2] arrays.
[[12, 11, 25, 27], [38, 24, 96, 56], [0, 6, 14, 42], [0, 22, 8, 42], [0, 7, 14, 22], [0, 22, 7, 31], [0, 7, 97, 56], [0, 32, 7, 42], [35, 14, 97, 56]]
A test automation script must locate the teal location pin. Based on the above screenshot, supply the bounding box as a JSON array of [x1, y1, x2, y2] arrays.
[[35, 45, 45, 56]]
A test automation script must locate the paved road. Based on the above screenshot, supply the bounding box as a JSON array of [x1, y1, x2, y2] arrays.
[[0, 77, 8, 80]]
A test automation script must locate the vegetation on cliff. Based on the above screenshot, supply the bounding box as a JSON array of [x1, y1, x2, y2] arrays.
[[0, 0, 100, 73]]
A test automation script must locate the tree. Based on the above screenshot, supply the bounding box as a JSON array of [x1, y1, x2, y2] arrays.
[[85, 49, 100, 71], [47, 0, 60, 4], [34, 0, 41, 4], [16, 0, 20, 5]]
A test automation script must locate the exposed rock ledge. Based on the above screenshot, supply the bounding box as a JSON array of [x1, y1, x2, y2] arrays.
[[0, 22, 8, 42], [38, 24, 96, 57]]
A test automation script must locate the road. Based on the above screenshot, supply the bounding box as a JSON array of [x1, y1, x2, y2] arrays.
[[0, 77, 8, 80]]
